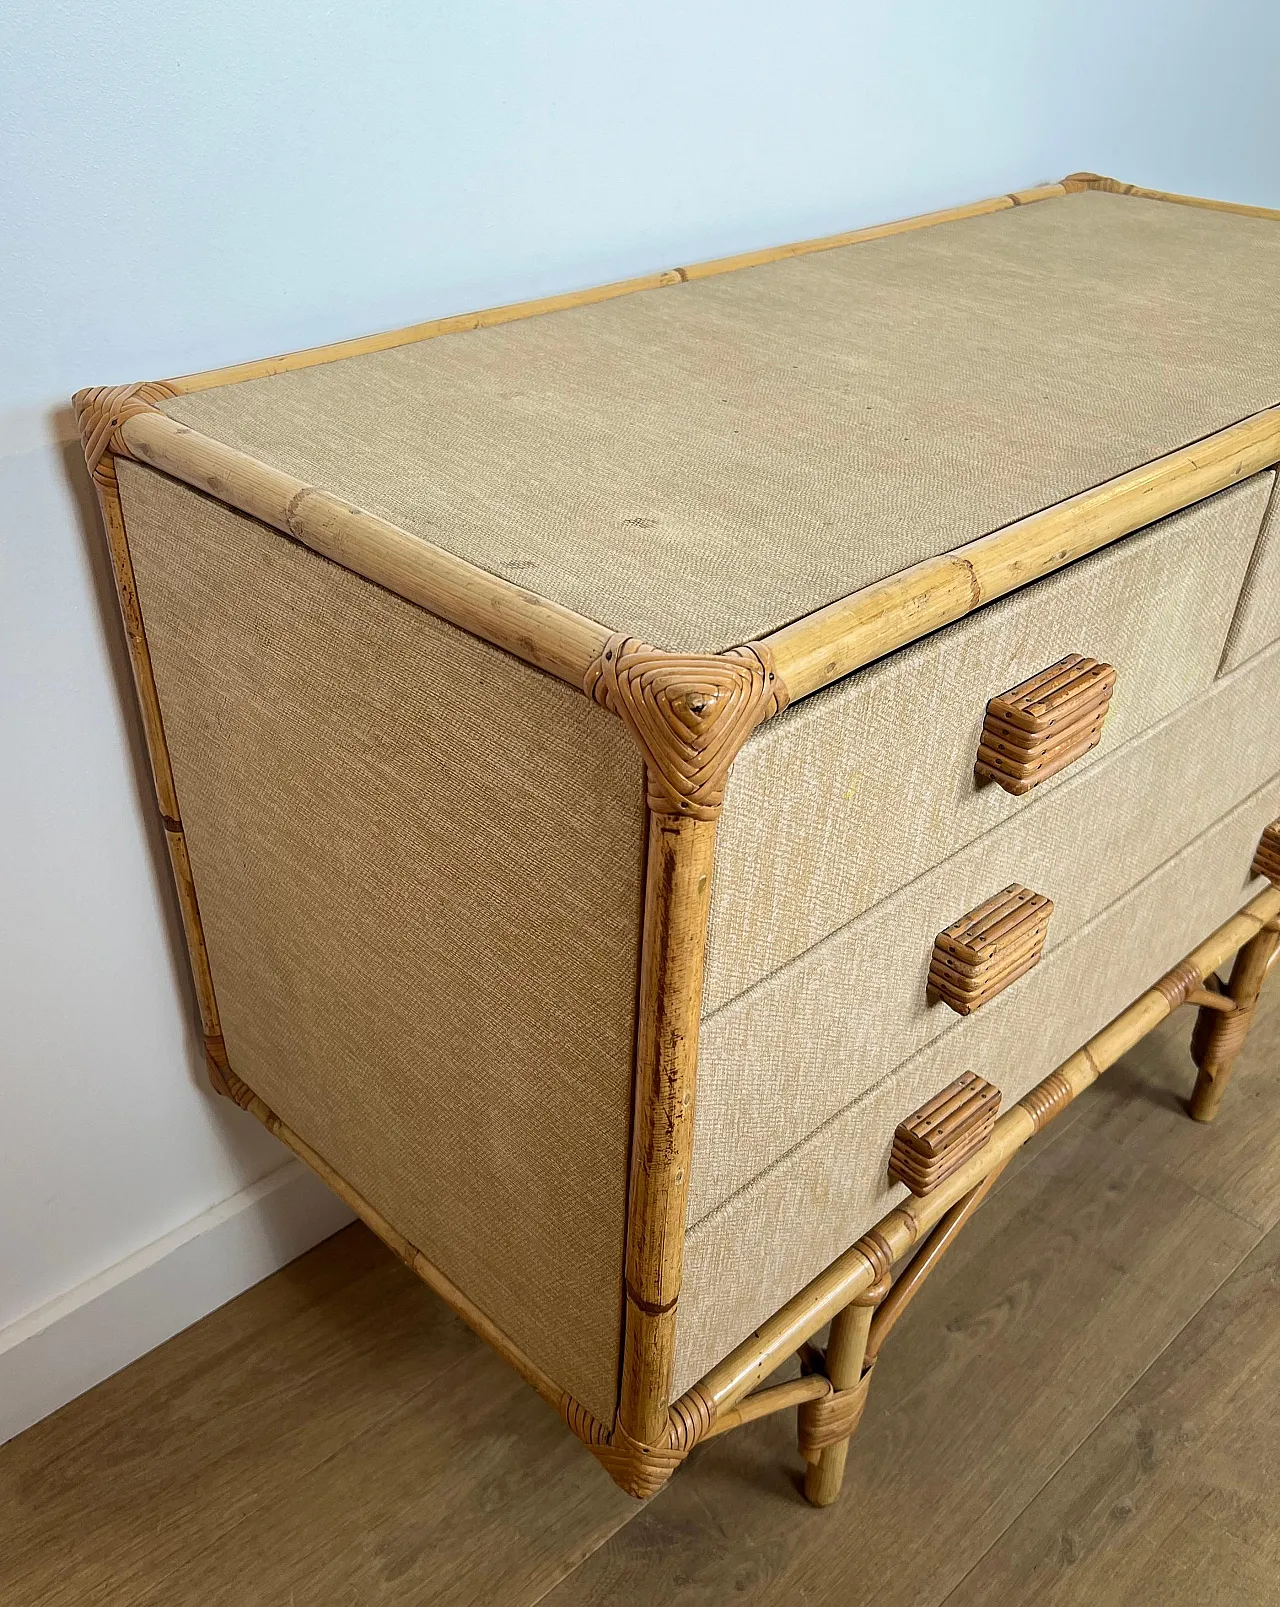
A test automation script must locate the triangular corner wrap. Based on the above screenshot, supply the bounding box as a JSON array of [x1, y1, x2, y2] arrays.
[[72, 381, 178, 483], [585, 635, 788, 818]]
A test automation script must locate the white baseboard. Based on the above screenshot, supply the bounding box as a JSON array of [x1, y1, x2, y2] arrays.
[[0, 1160, 355, 1445]]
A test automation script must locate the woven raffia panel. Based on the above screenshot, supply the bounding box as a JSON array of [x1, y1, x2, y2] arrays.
[[117, 462, 646, 1423], [162, 193, 1280, 652], [677, 778, 1280, 1395]]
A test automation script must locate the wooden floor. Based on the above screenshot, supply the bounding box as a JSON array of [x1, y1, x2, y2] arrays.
[[5, 984, 1280, 1606]]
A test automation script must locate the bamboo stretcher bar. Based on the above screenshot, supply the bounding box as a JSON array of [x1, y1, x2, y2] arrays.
[[688, 883, 1280, 1419], [701, 1374, 831, 1440], [762, 406, 1280, 702], [117, 410, 613, 690]]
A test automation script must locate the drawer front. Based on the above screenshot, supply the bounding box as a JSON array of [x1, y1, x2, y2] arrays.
[[1221, 472, 1280, 672], [676, 773, 1280, 1397], [705, 474, 1273, 1012], [691, 637, 1280, 1218]]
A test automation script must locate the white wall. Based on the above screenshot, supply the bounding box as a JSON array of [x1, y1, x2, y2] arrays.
[[4, 0, 1279, 1434]]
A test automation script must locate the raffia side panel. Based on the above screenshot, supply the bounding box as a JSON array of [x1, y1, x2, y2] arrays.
[[116, 461, 647, 1422]]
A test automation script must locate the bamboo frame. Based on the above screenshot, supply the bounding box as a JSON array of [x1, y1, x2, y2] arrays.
[[82, 449, 231, 1086], [216, 1064, 568, 1409], [1063, 171, 1280, 221], [116, 408, 613, 689], [75, 172, 1280, 1507], [161, 185, 1067, 396], [618, 811, 717, 1447], [1189, 919, 1280, 1121]]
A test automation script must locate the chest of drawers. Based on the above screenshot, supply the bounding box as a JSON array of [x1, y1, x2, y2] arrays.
[[76, 172, 1280, 1505]]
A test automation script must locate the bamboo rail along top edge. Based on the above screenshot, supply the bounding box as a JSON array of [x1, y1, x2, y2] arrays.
[[78, 173, 1280, 707]]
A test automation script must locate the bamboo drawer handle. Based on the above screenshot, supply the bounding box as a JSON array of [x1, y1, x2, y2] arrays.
[[929, 883, 1053, 1014], [889, 1071, 1001, 1197], [975, 654, 1116, 796], [1254, 821, 1280, 885]]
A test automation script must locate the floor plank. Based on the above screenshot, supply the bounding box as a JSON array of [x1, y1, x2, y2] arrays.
[[126, 1342, 636, 1607], [0, 1228, 634, 1606], [541, 1118, 1261, 1606], [1077, 978, 1280, 1233], [1, 1228, 473, 1605], [941, 1216, 1280, 1607]]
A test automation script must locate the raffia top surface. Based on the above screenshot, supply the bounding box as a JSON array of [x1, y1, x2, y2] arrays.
[[164, 192, 1280, 653]]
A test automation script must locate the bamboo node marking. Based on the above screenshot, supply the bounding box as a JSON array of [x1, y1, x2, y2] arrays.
[[73, 382, 177, 483], [203, 1033, 236, 1099], [584, 634, 789, 818], [1155, 958, 1203, 1010], [853, 1228, 896, 1285], [851, 1273, 892, 1307], [797, 1370, 871, 1461], [666, 1385, 715, 1451], [1018, 1068, 1073, 1133]]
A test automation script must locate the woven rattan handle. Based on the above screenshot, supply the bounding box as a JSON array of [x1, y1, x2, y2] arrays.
[[928, 883, 1053, 1015], [889, 1072, 1001, 1196], [975, 654, 1116, 796], [1253, 821, 1280, 886]]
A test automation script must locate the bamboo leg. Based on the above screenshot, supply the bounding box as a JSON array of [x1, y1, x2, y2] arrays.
[[617, 812, 717, 1450], [1189, 923, 1280, 1122], [802, 1297, 876, 1507]]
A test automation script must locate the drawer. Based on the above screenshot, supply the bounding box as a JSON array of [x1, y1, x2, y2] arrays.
[[676, 771, 1280, 1396], [691, 636, 1280, 1218], [705, 473, 1274, 1012], [1221, 472, 1280, 672]]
